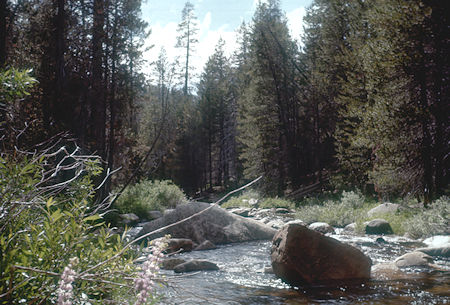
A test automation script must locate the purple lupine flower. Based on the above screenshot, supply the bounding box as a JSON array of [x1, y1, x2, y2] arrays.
[[57, 257, 79, 305], [134, 237, 167, 305]]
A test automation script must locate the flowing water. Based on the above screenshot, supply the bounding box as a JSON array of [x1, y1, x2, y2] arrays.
[[157, 233, 449, 304]]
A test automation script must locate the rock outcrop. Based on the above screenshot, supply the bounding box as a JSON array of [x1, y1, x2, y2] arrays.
[[271, 224, 372, 286], [137, 202, 276, 245]]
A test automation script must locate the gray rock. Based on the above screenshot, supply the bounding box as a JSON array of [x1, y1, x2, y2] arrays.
[[285, 219, 306, 226], [365, 219, 394, 235], [166, 238, 195, 253], [266, 219, 286, 230], [308, 222, 335, 234], [147, 210, 163, 220], [124, 226, 144, 242], [138, 202, 276, 245], [119, 213, 140, 226], [367, 203, 399, 217], [161, 258, 187, 270], [271, 224, 372, 286], [394, 251, 434, 268], [194, 240, 217, 251], [173, 259, 219, 273], [275, 208, 292, 214], [344, 223, 357, 232]]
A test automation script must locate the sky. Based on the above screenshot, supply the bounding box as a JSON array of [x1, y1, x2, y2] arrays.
[[141, 0, 313, 82]]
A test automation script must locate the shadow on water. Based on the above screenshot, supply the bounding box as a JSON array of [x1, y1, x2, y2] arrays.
[[157, 238, 449, 305]]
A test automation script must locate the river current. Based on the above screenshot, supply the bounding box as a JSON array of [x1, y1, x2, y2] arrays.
[[157, 232, 449, 304]]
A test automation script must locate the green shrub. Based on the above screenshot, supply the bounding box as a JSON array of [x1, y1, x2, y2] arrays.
[[355, 197, 449, 237], [0, 69, 143, 304], [259, 197, 295, 209], [402, 196, 449, 238], [114, 179, 187, 218], [221, 189, 260, 208], [0, 153, 137, 304], [296, 190, 373, 227]]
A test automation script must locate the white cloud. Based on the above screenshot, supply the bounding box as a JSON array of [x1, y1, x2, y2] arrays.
[[286, 7, 307, 43], [143, 5, 308, 86]]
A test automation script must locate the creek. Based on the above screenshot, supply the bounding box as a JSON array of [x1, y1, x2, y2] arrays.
[[157, 232, 449, 304]]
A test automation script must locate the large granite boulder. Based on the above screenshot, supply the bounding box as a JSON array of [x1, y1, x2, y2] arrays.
[[271, 224, 372, 286], [365, 219, 394, 235], [137, 202, 276, 245], [367, 203, 399, 217]]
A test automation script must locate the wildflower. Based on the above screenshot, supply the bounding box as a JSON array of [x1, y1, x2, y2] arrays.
[[134, 237, 167, 305], [57, 257, 79, 305]]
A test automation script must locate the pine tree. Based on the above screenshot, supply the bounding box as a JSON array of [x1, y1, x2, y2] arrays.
[[176, 1, 199, 96]]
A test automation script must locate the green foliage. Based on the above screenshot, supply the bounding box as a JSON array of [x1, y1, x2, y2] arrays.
[[296, 191, 372, 227], [403, 197, 449, 238], [221, 190, 260, 208], [259, 197, 295, 209], [0, 68, 37, 101], [0, 154, 136, 304], [114, 179, 187, 218]]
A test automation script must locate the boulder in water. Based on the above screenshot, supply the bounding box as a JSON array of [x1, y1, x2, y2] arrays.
[[394, 251, 434, 268], [137, 202, 276, 245], [166, 238, 196, 253], [173, 259, 219, 273], [365, 219, 393, 235], [271, 224, 372, 286], [308, 222, 335, 234], [161, 258, 187, 270], [416, 246, 450, 257]]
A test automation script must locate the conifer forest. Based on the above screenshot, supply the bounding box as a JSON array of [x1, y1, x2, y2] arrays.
[[0, 0, 449, 303]]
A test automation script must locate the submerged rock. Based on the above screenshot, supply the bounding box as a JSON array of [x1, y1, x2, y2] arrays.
[[137, 202, 276, 245], [173, 259, 219, 273], [365, 219, 393, 235], [271, 224, 372, 286]]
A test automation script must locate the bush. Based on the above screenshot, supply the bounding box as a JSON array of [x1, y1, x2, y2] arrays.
[[259, 197, 295, 209], [0, 69, 153, 304], [114, 179, 187, 218], [221, 189, 260, 208], [355, 197, 449, 237], [0, 151, 138, 304], [296, 190, 373, 227], [402, 196, 449, 238]]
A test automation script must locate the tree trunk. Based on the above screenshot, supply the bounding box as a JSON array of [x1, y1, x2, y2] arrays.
[[0, 0, 6, 67], [91, 0, 106, 157]]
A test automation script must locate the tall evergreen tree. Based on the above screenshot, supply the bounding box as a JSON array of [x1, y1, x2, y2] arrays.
[[176, 1, 198, 96]]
